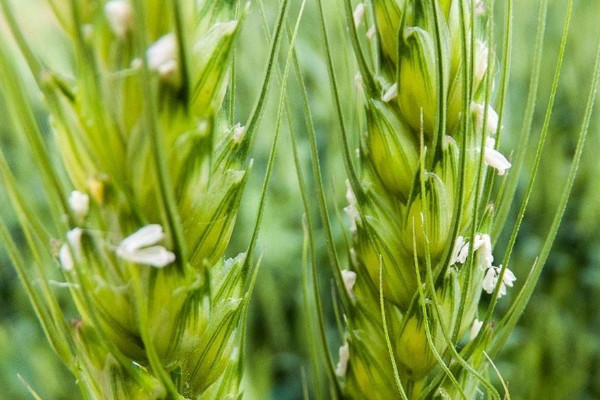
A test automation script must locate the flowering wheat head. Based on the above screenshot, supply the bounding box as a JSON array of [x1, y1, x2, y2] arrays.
[[0, 0, 255, 398], [334, 0, 515, 398]]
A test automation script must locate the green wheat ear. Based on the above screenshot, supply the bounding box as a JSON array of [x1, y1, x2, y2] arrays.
[[298, 0, 600, 398], [334, 1, 510, 397], [0, 0, 289, 398]]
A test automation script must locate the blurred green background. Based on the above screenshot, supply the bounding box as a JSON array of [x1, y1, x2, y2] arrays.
[[1, 0, 599, 399]]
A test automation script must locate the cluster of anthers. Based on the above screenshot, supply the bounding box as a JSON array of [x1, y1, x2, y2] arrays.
[[451, 233, 516, 299]]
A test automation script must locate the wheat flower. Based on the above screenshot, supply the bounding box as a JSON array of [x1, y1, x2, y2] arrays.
[[484, 138, 512, 175], [104, 0, 133, 38], [115, 224, 175, 268], [68, 190, 90, 221]]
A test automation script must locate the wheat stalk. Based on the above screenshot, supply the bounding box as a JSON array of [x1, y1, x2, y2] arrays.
[[0, 0, 289, 398], [330, 1, 512, 398], [295, 0, 600, 398]]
